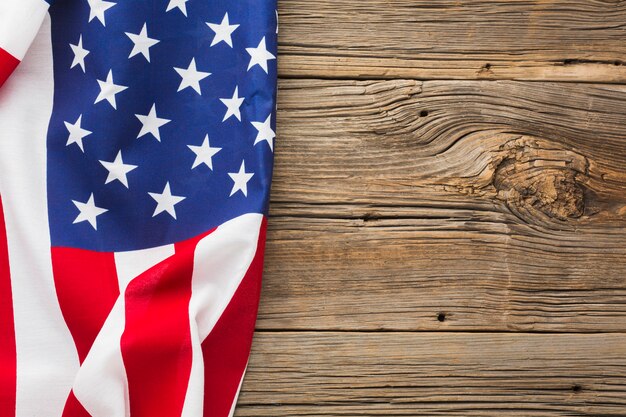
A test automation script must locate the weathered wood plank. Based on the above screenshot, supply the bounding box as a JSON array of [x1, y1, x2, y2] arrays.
[[278, 0, 626, 82], [257, 79, 626, 332], [237, 332, 626, 416]]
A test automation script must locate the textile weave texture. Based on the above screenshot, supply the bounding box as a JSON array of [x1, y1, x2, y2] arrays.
[[0, 0, 277, 416]]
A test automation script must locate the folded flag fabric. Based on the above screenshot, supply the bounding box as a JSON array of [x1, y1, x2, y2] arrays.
[[0, 1, 277, 416]]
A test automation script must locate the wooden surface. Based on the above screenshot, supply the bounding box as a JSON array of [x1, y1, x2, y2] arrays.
[[238, 2, 626, 416], [278, 0, 626, 82], [239, 333, 626, 416]]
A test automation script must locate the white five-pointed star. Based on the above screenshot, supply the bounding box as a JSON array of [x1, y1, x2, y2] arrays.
[[246, 37, 276, 73], [70, 35, 89, 72], [188, 135, 221, 170], [174, 58, 211, 94], [95, 70, 128, 109], [125, 23, 160, 62], [73, 193, 108, 230], [206, 13, 239, 47], [148, 182, 186, 219], [99, 151, 138, 188], [228, 161, 254, 197], [220, 86, 245, 122], [64, 115, 92, 152], [251, 114, 276, 151], [87, 0, 116, 26], [135, 104, 171, 141], [166, 0, 189, 16]]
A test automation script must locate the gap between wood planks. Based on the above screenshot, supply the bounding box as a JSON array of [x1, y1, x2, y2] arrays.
[[276, 63, 626, 85], [253, 328, 626, 335]]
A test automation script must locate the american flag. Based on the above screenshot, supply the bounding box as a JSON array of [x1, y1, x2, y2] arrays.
[[0, 0, 277, 416]]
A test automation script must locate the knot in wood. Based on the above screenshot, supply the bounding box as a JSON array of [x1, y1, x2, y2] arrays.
[[492, 137, 589, 223]]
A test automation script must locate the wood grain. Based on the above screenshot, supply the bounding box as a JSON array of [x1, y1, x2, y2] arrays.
[[241, 4, 626, 414], [278, 0, 626, 82], [237, 332, 626, 416], [256, 79, 626, 332]]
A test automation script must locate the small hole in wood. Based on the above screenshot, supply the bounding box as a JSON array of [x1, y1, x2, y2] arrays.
[[420, 110, 429, 117], [362, 213, 377, 222], [571, 384, 582, 393], [614, 60, 623, 66], [437, 312, 446, 322], [484, 63, 492, 70]]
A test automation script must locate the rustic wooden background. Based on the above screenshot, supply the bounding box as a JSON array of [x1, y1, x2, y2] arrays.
[[237, 1, 626, 415]]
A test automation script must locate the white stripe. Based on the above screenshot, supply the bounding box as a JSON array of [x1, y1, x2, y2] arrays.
[[0, 15, 80, 417], [0, 0, 49, 59], [71, 297, 130, 417], [181, 213, 263, 417], [114, 244, 175, 289], [72, 245, 174, 417]]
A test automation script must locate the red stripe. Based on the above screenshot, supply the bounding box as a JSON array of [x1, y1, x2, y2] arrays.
[[62, 391, 93, 417], [51, 248, 119, 363], [121, 232, 212, 417], [0, 47, 19, 88], [202, 218, 267, 416], [0, 197, 16, 417]]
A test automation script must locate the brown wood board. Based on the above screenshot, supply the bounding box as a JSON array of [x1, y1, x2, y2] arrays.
[[238, 332, 626, 416], [278, 0, 626, 82], [257, 79, 626, 333]]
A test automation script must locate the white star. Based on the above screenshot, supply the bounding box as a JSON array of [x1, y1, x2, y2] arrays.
[[95, 70, 128, 109], [166, 0, 189, 16], [206, 13, 239, 47], [73, 193, 108, 230], [228, 160, 254, 197], [70, 35, 89, 72], [148, 182, 186, 219], [135, 104, 171, 141], [99, 151, 138, 188], [125, 23, 160, 62], [188, 135, 221, 170], [87, 0, 116, 26], [246, 37, 276, 73], [251, 114, 276, 151], [220, 86, 245, 122], [64, 115, 92, 152], [174, 58, 211, 94]]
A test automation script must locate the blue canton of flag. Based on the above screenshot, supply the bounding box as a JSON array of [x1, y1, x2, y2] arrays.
[[47, 0, 277, 251]]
